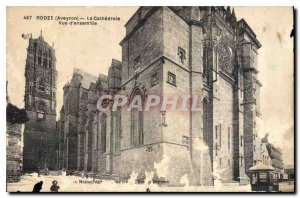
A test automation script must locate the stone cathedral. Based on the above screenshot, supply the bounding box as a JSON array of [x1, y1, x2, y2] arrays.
[[23, 32, 58, 172], [56, 6, 262, 186]]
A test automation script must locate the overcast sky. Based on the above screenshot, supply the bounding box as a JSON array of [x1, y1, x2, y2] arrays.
[[7, 7, 294, 165]]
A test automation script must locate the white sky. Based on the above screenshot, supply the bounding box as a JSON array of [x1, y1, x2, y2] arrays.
[[6, 7, 294, 165]]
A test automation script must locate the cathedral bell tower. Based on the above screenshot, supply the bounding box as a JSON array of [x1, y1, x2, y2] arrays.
[[23, 31, 58, 172]]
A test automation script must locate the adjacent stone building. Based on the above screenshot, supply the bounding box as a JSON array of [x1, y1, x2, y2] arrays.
[[283, 165, 294, 181], [6, 123, 23, 182], [58, 6, 262, 186], [23, 32, 59, 172], [6, 83, 28, 182], [261, 134, 284, 179], [261, 141, 272, 166]]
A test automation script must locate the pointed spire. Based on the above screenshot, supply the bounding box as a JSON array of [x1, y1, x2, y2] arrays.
[[232, 8, 236, 19], [39, 29, 44, 41], [231, 8, 237, 23], [225, 6, 231, 22], [226, 6, 231, 13]]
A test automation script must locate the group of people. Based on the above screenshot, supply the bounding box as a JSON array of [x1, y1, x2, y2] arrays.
[[32, 180, 60, 192]]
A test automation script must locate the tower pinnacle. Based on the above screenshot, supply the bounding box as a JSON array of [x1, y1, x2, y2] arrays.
[[39, 29, 44, 41]]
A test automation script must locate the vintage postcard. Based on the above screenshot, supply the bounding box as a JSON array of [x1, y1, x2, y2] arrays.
[[6, 6, 294, 192]]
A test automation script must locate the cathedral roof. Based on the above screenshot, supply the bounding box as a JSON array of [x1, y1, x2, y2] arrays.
[[73, 68, 98, 89], [82, 75, 98, 89], [97, 74, 109, 90], [111, 59, 122, 69], [109, 60, 122, 77], [109, 60, 122, 78], [99, 73, 108, 83], [89, 82, 96, 90], [108, 59, 122, 90]]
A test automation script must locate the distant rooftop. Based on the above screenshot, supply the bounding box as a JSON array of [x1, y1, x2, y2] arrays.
[[249, 163, 274, 171]]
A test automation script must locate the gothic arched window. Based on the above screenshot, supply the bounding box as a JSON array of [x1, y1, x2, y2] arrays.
[[130, 89, 144, 147], [38, 49, 42, 65], [217, 42, 232, 74], [101, 114, 107, 153], [38, 78, 45, 92], [38, 100, 46, 112], [38, 56, 42, 65], [43, 58, 47, 68]]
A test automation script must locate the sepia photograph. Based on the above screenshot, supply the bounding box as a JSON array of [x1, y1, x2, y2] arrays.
[[5, 5, 294, 192]]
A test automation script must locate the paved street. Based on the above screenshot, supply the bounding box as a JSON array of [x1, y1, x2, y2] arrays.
[[279, 181, 295, 192], [7, 173, 253, 192], [7, 173, 295, 192]]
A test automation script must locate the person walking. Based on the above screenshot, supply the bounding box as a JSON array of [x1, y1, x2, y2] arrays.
[[32, 181, 43, 192]]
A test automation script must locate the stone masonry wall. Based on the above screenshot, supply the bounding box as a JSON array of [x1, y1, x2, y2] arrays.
[[212, 76, 235, 182], [7, 124, 22, 182]]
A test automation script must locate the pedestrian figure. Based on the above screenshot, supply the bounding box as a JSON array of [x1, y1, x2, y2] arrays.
[[45, 167, 49, 175], [146, 188, 150, 192], [50, 180, 60, 192], [32, 181, 43, 192]]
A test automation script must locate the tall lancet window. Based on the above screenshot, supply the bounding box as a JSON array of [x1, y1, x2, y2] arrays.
[[43, 56, 47, 68], [203, 98, 209, 144], [203, 46, 208, 78], [114, 108, 122, 152], [130, 89, 144, 147], [101, 114, 107, 153]]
